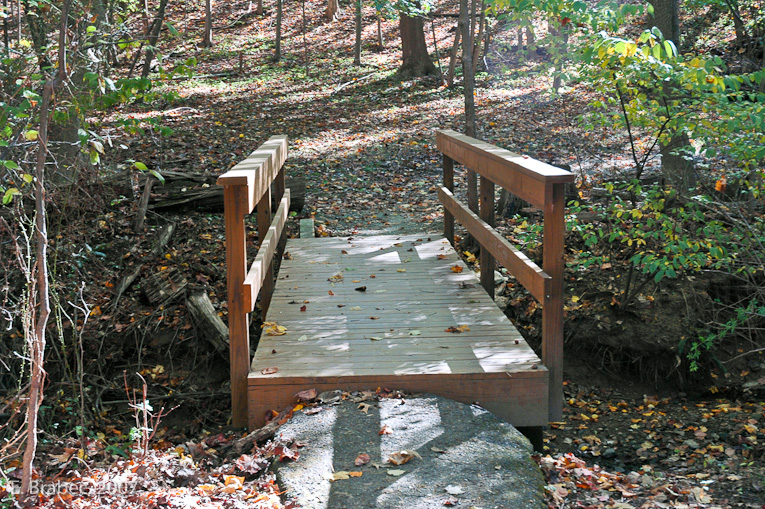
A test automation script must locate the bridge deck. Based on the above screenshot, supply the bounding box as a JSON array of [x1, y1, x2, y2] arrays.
[[248, 234, 548, 429]]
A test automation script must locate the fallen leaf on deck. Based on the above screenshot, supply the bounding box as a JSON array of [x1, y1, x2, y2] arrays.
[[350, 306, 361, 311], [387, 469, 406, 477], [261, 367, 278, 375], [379, 424, 392, 435], [328, 290, 335, 295], [370, 336, 382, 341], [409, 330, 421, 336], [262, 322, 287, 335], [355, 286, 367, 291], [431, 447, 447, 453], [445, 325, 470, 333], [451, 265, 463, 273], [300, 305, 307, 312], [396, 269, 406, 273], [358, 403, 372, 413], [437, 254, 447, 259]]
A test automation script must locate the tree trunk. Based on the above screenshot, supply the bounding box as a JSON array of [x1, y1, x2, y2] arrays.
[[649, 0, 679, 44], [354, 0, 361, 65], [398, 13, 438, 77], [256, 0, 263, 15], [447, 28, 460, 87], [325, 0, 340, 21], [459, 0, 478, 213], [377, 10, 384, 49], [660, 132, 696, 191], [21, 0, 52, 73], [142, 0, 169, 79], [20, 0, 67, 498], [203, 0, 213, 46], [274, 0, 282, 61]]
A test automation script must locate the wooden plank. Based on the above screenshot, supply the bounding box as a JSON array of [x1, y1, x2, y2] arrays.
[[223, 185, 250, 427], [256, 179, 273, 317], [439, 187, 549, 302], [247, 372, 548, 429], [217, 135, 288, 213], [436, 130, 573, 209], [299, 218, 315, 238], [443, 154, 454, 245], [543, 182, 566, 422], [479, 175, 495, 298], [243, 190, 290, 312]]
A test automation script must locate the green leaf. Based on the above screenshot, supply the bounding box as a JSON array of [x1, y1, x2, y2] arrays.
[[166, 21, 180, 37], [133, 161, 148, 171], [150, 170, 165, 184], [3, 188, 20, 205], [3, 160, 19, 169], [22, 174, 34, 184], [86, 25, 97, 33]]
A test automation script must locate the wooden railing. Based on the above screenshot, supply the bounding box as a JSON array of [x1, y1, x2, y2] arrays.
[[436, 129, 574, 422], [217, 135, 290, 427]]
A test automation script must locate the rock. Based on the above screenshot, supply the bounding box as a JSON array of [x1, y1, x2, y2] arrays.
[[494, 270, 506, 285], [272, 394, 545, 509]]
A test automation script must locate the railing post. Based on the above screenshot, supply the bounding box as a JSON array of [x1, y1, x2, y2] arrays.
[[542, 182, 566, 422], [443, 154, 454, 246], [479, 175, 495, 298], [222, 184, 250, 428], [257, 185, 274, 318]]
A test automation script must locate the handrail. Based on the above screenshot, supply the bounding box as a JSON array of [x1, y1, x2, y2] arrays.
[[217, 135, 289, 427], [436, 129, 574, 423]]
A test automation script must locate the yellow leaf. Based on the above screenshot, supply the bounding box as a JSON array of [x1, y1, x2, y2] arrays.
[[25, 130, 38, 141], [463, 251, 476, 263], [262, 322, 287, 336], [451, 265, 463, 273], [396, 269, 406, 273], [571, 296, 580, 303]]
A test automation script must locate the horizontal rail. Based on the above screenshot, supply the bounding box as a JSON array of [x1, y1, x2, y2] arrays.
[[243, 189, 290, 312], [217, 135, 288, 213], [436, 129, 573, 209], [439, 187, 550, 302]]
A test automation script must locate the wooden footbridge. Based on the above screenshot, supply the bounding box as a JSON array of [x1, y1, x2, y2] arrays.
[[217, 130, 573, 443]]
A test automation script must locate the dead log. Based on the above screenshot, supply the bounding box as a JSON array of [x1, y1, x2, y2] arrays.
[[104, 170, 306, 212], [142, 266, 188, 304], [220, 406, 293, 457], [186, 291, 229, 354]]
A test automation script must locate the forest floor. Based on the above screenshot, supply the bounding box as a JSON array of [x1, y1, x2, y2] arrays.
[[3, 0, 765, 507]]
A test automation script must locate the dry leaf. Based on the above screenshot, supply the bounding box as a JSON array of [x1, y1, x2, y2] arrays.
[[295, 388, 318, 403], [388, 449, 421, 465], [450, 265, 463, 273], [396, 268, 406, 273], [261, 367, 278, 375], [355, 286, 367, 292], [355, 453, 371, 466], [437, 254, 447, 259], [358, 403, 372, 414], [387, 469, 406, 477], [379, 424, 392, 435], [262, 322, 287, 336]]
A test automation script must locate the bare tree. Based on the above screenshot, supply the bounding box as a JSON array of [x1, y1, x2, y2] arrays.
[[203, 0, 213, 46], [326, 0, 341, 21], [354, 0, 362, 65], [19, 0, 69, 499]]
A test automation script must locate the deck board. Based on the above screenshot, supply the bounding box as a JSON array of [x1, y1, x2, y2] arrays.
[[248, 234, 548, 429]]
